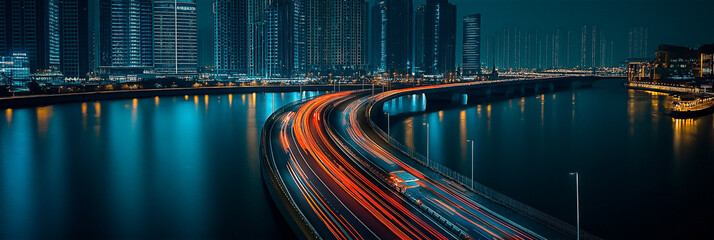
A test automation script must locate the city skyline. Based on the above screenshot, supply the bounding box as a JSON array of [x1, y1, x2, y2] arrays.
[[196, 0, 714, 67], [2, 0, 713, 83]]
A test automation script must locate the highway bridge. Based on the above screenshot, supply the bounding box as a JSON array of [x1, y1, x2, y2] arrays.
[[261, 77, 602, 240]]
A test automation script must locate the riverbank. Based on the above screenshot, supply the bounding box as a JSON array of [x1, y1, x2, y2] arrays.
[[0, 84, 378, 109]]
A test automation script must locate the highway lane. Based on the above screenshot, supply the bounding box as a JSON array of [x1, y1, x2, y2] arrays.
[[328, 90, 546, 240], [264, 92, 457, 239]]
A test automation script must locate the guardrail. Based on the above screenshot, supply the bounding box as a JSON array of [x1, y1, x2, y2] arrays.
[[260, 95, 322, 240], [364, 80, 603, 240]]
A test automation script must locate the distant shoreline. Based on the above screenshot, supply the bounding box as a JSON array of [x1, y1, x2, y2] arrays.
[[0, 84, 378, 109]]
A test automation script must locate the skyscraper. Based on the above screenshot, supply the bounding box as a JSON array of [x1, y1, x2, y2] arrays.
[[1, 0, 61, 74], [370, 1, 385, 73], [248, 0, 266, 77], [153, 0, 198, 77], [423, 0, 456, 76], [99, 0, 154, 71], [253, 0, 307, 78], [372, 0, 413, 75], [305, 0, 368, 76], [59, 0, 95, 79], [413, 5, 425, 75], [579, 25, 602, 69], [462, 14, 481, 76], [628, 27, 649, 59], [214, 0, 249, 77]]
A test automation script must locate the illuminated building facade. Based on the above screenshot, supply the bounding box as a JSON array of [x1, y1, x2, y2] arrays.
[[1, 0, 60, 73], [462, 14, 481, 76], [214, 0, 249, 78], [371, 0, 413, 75], [99, 0, 154, 70], [59, 0, 95, 79], [250, 0, 307, 78], [423, 0, 456, 76], [414, 5, 425, 75], [0, 53, 31, 84], [700, 44, 714, 78], [305, 0, 368, 76], [628, 27, 649, 59], [153, 0, 198, 77]]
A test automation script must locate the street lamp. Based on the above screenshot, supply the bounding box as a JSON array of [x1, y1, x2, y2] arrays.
[[384, 112, 390, 136], [467, 139, 474, 189], [570, 172, 580, 240], [423, 123, 429, 166]]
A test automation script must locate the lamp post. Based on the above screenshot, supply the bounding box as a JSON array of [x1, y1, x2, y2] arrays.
[[570, 172, 580, 240], [467, 139, 474, 189], [384, 112, 390, 136], [423, 123, 429, 166]]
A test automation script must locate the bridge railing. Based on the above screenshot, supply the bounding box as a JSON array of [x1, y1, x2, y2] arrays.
[[261, 94, 322, 240], [365, 83, 603, 240]]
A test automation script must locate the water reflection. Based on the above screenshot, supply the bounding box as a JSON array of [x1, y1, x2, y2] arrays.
[[1, 109, 34, 238], [5, 109, 11, 125], [403, 118, 414, 149], [228, 94, 233, 108], [0, 92, 318, 239], [132, 99, 138, 126], [36, 106, 54, 137], [672, 118, 698, 160], [459, 110, 467, 160]]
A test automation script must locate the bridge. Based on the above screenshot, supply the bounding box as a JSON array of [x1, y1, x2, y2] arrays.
[[261, 76, 602, 240]]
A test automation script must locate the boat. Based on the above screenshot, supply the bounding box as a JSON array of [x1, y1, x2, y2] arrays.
[[669, 94, 714, 118]]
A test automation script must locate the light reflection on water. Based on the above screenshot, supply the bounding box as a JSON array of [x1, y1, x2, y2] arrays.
[[388, 79, 714, 239], [0, 91, 325, 239], [5, 109, 11, 125]]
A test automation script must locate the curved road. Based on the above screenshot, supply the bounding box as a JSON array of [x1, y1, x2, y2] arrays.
[[263, 82, 574, 239]]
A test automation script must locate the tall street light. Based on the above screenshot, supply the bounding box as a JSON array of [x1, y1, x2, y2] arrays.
[[570, 172, 580, 240], [384, 112, 390, 136], [467, 139, 474, 189], [423, 123, 429, 166]]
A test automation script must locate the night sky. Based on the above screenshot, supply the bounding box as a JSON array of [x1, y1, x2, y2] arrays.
[[196, 0, 714, 67]]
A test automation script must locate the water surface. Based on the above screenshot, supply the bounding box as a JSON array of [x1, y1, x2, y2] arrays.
[[0, 92, 324, 239]]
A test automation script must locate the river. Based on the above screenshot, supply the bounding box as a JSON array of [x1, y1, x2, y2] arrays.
[[0, 92, 326, 239]]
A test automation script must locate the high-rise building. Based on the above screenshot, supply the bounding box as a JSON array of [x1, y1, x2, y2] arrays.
[[99, 0, 154, 71], [59, 0, 95, 79], [579, 25, 601, 69], [423, 0, 456, 76], [0, 53, 31, 84], [372, 0, 413, 75], [462, 14, 481, 76], [413, 5, 425, 74], [254, 0, 307, 78], [1, 0, 61, 74], [305, 0, 368, 76], [153, 0, 198, 77], [370, 1, 385, 73], [628, 27, 649, 59], [248, 0, 266, 77], [214, 0, 249, 77]]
